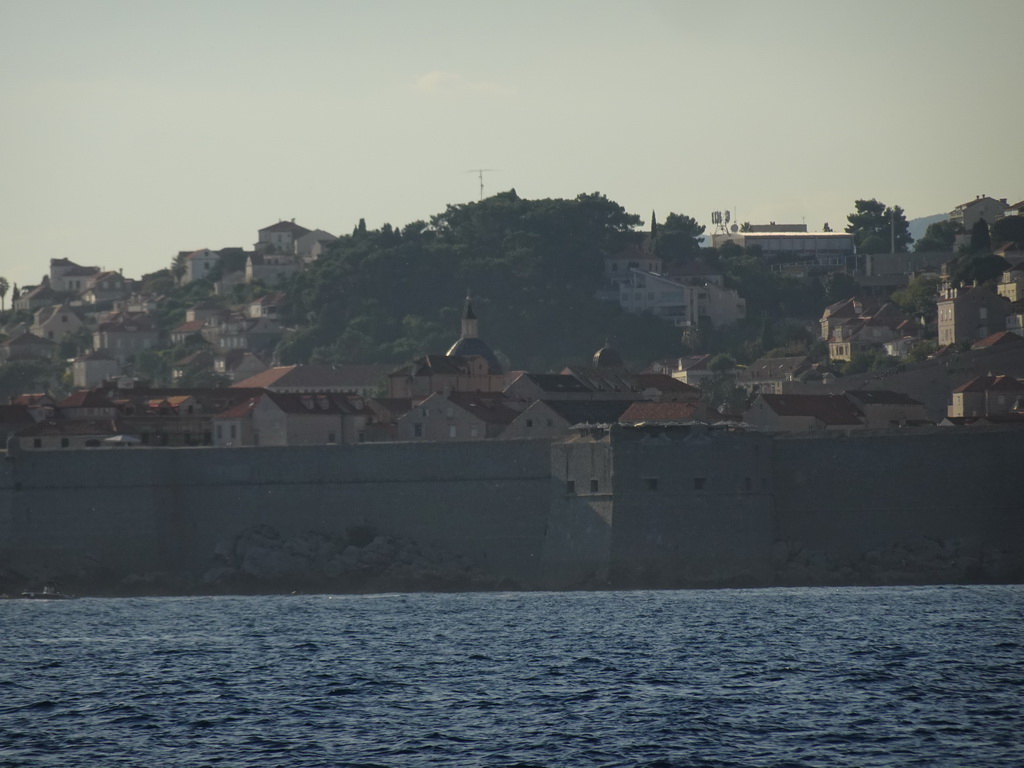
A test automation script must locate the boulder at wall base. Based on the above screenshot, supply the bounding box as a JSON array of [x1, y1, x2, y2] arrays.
[[201, 526, 497, 594]]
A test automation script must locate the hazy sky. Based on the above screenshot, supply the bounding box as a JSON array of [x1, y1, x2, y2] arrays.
[[2, 0, 1022, 292]]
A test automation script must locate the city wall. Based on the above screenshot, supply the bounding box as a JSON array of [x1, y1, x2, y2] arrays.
[[0, 440, 553, 593], [2, 427, 1023, 595]]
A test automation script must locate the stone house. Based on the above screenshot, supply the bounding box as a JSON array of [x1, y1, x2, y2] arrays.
[[937, 286, 1010, 347], [81, 270, 130, 304], [949, 195, 1009, 234], [744, 393, 864, 432], [56, 390, 119, 420], [245, 253, 302, 286], [844, 390, 930, 428], [49, 258, 100, 293], [504, 373, 606, 404], [246, 292, 286, 319], [13, 282, 60, 312], [15, 419, 121, 450], [396, 391, 518, 441], [503, 399, 636, 440], [0, 332, 55, 363], [827, 303, 905, 362], [213, 350, 269, 383], [611, 268, 746, 329], [294, 229, 338, 261], [256, 220, 312, 254], [72, 349, 120, 388], [738, 356, 813, 395], [669, 354, 716, 388], [820, 297, 863, 340], [948, 374, 1024, 419], [93, 312, 160, 365], [996, 265, 1024, 303], [30, 304, 83, 342], [389, 354, 505, 399], [182, 249, 220, 285], [212, 391, 369, 447]]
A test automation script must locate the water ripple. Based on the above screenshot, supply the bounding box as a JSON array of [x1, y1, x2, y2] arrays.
[[0, 586, 1021, 766]]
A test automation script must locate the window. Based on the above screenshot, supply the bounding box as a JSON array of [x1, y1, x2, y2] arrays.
[[644, 478, 658, 491], [590, 479, 599, 493], [61, 438, 69, 448], [546, 419, 553, 427], [33, 438, 41, 448], [216, 425, 223, 440], [230, 425, 237, 440], [446, 406, 453, 417], [526, 419, 533, 428], [327, 432, 336, 444], [979, 308, 987, 320], [694, 477, 707, 490], [566, 480, 576, 494], [413, 424, 423, 437], [470, 425, 478, 438], [448, 425, 457, 438]]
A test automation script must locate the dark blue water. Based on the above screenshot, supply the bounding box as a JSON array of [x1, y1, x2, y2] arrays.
[[1, 586, 1021, 767]]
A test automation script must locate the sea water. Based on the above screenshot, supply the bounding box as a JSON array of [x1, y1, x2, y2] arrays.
[[1, 585, 1021, 767]]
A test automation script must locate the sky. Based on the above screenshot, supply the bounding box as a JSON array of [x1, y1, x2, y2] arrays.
[[2, 0, 1022, 292]]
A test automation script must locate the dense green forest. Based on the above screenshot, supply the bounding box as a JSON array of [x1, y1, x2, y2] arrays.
[[273, 191, 833, 372]]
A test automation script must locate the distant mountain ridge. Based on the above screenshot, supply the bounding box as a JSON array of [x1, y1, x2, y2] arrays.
[[908, 213, 948, 244]]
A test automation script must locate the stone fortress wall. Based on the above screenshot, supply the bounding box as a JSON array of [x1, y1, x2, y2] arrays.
[[1, 427, 1022, 594]]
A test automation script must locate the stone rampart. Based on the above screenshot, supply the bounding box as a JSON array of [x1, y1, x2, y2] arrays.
[[0, 440, 552, 593], [2, 427, 1022, 595]]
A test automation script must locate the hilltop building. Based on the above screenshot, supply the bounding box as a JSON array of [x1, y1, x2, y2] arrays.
[[712, 224, 854, 275]]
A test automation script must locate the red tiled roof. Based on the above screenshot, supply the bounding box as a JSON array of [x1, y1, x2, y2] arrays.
[[58, 390, 116, 409], [619, 401, 701, 423], [233, 365, 356, 390], [212, 396, 261, 420], [971, 331, 1024, 350], [172, 319, 206, 334]]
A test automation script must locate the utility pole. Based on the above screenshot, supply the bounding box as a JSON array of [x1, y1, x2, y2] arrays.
[[890, 208, 895, 254]]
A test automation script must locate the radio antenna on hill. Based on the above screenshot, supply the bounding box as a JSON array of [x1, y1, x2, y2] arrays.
[[467, 169, 497, 201]]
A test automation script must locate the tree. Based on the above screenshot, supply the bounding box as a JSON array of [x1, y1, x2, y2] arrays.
[[0, 276, 8, 311], [914, 220, 962, 252], [845, 199, 911, 254], [654, 213, 705, 263], [0, 359, 57, 402], [823, 272, 859, 305], [891, 273, 941, 322], [950, 253, 1010, 287], [969, 218, 992, 253], [991, 215, 1024, 247]]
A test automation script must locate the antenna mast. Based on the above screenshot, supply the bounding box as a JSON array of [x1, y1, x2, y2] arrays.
[[467, 169, 497, 201]]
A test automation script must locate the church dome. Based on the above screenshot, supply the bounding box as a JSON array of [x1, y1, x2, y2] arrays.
[[593, 342, 624, 369], [446, 296, 503, 374], [447, 336, 503, 374]]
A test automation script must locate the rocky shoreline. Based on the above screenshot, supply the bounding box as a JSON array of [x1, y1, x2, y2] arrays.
[[2, 524, 1020, 598]]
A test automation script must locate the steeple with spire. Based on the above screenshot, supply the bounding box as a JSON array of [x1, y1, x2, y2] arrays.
[[446, 294, 502, 373]]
